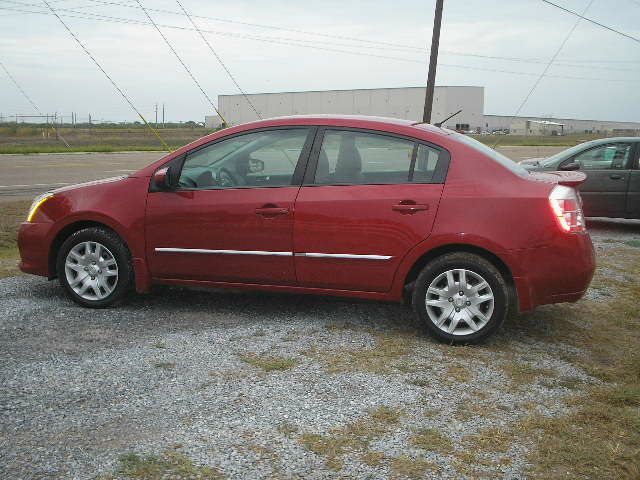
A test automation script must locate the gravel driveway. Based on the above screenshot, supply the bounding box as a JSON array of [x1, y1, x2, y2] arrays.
[[1, 220, 638, 479]]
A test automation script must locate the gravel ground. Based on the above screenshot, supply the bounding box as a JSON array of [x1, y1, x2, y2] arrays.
[[1, 221, 638, 479]]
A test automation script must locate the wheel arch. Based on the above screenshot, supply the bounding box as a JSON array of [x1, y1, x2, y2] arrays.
[[48, 220, 128, 279], [401, 243, 517, 309]]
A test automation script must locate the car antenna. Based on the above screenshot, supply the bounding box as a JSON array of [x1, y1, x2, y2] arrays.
[[411, 109, 462, 128], [434, 109, 463, 128]]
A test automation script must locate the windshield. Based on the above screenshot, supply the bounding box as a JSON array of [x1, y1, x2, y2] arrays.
[[453, 133, 529, 176], [538, 142, 595, 167]]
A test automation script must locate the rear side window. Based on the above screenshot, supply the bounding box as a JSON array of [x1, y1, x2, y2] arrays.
[[312, 130, 448, 185], [453, 132, 529, 177], [412, 144, 441, 183]]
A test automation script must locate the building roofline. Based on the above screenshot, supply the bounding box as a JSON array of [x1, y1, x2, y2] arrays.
[[219, 85, 485, 97], [484, 113, 640, 126]]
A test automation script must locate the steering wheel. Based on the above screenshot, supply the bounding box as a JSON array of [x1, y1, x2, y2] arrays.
[[217, 167, 239, 187]]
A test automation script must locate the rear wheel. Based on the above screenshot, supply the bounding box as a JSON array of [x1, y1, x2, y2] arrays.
[[56, 227, 132, 308], [412, 252, 508, 344]]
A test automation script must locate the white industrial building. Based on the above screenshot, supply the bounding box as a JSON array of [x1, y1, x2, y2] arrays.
[[205, 86, 640, 135], [209, 86, 484, 131]]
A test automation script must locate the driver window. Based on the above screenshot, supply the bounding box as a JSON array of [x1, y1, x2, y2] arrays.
[[573, 143, 632, 170], [178, 128, 310, 189]]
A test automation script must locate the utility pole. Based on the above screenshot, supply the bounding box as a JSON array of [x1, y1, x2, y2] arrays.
[[422, 0, 444, 124], [155, 102, 158, 127], [162, 103, 165, 127]]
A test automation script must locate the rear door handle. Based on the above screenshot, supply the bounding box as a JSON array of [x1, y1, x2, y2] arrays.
[[255, 205, 289, 216], [392, 203, 429, 214], [609, 174, 623, 180]]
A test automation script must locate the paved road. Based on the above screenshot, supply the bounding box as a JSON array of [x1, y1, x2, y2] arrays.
[[0, 147, 564, 203], [0, 151, 163, 202]]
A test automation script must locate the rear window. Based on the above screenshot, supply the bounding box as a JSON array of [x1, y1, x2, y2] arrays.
[[453, 133, 529, 177]]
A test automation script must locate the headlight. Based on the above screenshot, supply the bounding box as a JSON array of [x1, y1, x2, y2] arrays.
[[26, 193, 53, 222]]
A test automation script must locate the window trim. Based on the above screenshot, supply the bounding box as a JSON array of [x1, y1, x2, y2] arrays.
[[169, 126, 318, 192], [562, 142, 634, 171], [301, 127, 451, 187]]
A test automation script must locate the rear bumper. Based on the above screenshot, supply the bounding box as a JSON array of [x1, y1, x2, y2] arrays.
[[508, 232, 595, 311], [18, 222, 52, 278]]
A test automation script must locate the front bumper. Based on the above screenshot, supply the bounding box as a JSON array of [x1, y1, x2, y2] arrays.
[[18, 222, 53, 278], [508, 232, 595, 311]]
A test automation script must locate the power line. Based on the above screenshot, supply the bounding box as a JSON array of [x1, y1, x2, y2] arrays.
[[0, 59, 71, 147], [493, 0, 594, 148], [1, 2, 637, 84], [176, 0, 261, 120], [4, 0, 639, 67], [0, 60, 42, 114], [133, 0, 228, 125], [540, 0, 640, 44], [39, 0, 171, 151]]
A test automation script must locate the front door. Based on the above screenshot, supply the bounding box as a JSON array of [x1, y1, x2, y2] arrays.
[[293, 129, 448, 292], [567, 142, 633, 217], [145, 127, 314, 284]]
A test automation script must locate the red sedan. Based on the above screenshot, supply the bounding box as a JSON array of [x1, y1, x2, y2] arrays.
[[18, 115, 595, 343]]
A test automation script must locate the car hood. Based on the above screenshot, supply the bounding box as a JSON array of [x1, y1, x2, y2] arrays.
[[52, 175, 128, 194]]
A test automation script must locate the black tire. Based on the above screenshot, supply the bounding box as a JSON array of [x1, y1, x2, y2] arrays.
[[56, 227, 133, 308], [412, 252, 509, 344]]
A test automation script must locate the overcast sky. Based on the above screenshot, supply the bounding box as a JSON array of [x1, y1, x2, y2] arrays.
[[0, 0, 639, 123]]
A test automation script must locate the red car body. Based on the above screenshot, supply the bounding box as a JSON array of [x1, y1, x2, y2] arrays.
[[18, 115, 595, 316]]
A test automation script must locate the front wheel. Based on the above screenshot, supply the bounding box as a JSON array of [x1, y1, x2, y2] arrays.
[[412, 253, 509, 344], [56, 227, 133, 308]]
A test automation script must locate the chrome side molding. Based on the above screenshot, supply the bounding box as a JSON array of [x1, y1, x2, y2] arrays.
[[296, 252, 392, 260], [155, 248, 392, 260], [154, 248, 291, 256]]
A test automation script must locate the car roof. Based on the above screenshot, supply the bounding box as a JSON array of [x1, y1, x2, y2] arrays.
[[230, 114, 452, 137], [580, 136, 640, 146]]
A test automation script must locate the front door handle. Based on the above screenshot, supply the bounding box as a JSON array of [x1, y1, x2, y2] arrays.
[[392, 202, 429, 214], [609, 174, 623, 180], [255, 205, 289, 216]]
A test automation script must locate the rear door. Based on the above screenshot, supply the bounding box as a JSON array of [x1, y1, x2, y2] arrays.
[[293, 128, 449, 292], [564, 142, 633, 217], [627, 142, 640, 218]]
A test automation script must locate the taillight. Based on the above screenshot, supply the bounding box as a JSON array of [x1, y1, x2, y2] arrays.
[[548, 185, 585, 233]]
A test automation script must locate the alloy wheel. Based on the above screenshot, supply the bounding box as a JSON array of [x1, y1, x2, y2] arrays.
[[424, 268, 495, 336]]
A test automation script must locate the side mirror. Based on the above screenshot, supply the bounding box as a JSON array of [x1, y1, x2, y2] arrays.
[[153, 166, 172, 190], [559, 161, 580, 171]]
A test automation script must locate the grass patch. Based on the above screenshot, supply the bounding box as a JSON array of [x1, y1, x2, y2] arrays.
[[361, 451, 386, 467], [462, 426, 512, 453], [0, 200, 30, 278], [473, 133, 604, 147], [624, 239, 640, 248], [0, 125, 215, 154], [389, 454, 439, 478], [112, 449, 222, 479], [238, 352, 298, 372], [305, 331, 415, 374], [446, 364, 473, 383], [298, 405, 404, 470], [500, 361, 555, 385], [515, 246, 640, 479], [410, 427, 453, 454]]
